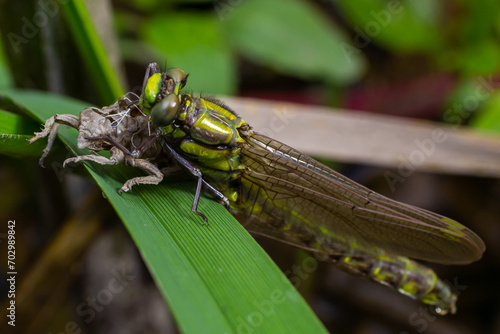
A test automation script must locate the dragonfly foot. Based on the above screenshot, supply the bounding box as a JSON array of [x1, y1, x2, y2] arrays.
[[193, 210, 209, 225]]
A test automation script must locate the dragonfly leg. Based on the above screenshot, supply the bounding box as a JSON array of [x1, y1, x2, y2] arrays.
[[159, 165, 228, 207], [201, 180, 230, 208], [162, 140, 229, 222], [192, 174, 208, 224]]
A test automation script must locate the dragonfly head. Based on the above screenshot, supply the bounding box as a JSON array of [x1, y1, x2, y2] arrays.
[[147, 68, 187, 127], [139, 64, 187, 114]]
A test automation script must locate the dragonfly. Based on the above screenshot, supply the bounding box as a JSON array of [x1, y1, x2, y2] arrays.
[[114, 63, 488, 314]]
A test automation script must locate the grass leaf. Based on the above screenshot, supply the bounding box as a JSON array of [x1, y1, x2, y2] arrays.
[[60, 1, 123, 104], [0, 108, 47, 157]]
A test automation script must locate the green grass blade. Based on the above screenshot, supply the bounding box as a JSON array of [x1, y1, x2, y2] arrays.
[[60, 1, 123, 104], [0, 109, 46, 157], [1, 90, 328, 334]]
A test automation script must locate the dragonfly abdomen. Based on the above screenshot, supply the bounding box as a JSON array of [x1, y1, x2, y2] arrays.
[[333, 251, 457, 315]]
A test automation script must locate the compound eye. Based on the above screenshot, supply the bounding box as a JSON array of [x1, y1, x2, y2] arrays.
[[151, 94, 180, 127], [166, 68, 187, 93], [166, 68, 187, 83]]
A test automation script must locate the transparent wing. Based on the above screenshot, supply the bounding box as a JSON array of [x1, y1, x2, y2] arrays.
[[234, 132, 485, 265]]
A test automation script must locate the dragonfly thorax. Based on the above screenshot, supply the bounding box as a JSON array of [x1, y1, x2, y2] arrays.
[[156, 94, 244, 147]]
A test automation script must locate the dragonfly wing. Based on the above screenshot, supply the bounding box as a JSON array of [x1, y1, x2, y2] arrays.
[[235, 132, 485, 265]]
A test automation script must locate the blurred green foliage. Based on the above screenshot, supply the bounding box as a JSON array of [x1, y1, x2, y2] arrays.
[[0, 32, 13, 88], [334, 0, 500, 130], [110, 0, 500, 130], [117, 0, 366, 94], [337, 0, 443, 53], [140, 12, 237, 94], [222, 0, 365, 85]]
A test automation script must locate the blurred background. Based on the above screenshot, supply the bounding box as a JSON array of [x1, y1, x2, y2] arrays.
[[0, 0, 500, 333]]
